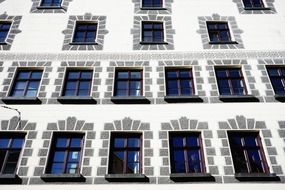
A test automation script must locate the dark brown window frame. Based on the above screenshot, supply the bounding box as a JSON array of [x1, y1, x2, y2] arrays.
[[228, 131, 270, 174], [169, 132, 206, 174], [108, 132, 143, 174], [114, 69, 143, 97], [45, 132, 85, 175], [206, 21, 233, 44], [62, 69, 93, 97], [72, 22, 98, 44], [215, 67, 248, 96], [165, 68, 195, 96], [0, 132, 26, 175], [266, 66, 285, 95], [141, 21, 165, 43]]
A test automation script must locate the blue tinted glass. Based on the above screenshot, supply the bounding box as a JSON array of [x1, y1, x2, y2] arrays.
[[68, 151, 80, 162], [267, 68, 279, 76], [186, 136, 198, 146], [0, 138, 9, 148], [172, 137, 183, 147], [229, 70, 241, 77], [73, 32, 84, 42], [56, 138, 68, 147], [117, 72, 128, 79], [86, 32, 95, 42], [116, 90, 128, 96], [207, 23, 216, 30], [174, 161, 186, 173], [143, 31, 152, 38], [216, 70, 227, 78], [14, 82, 26, 90], [79, 81, 90, 90], [247, 150, 263, 172], [218, 23, 227, 30], [271, 79, 285, 94], [114, 151, 124, 161], [76, 24, 87, 30], [114, 138, 125, 148], [180, 80, 191, 89], [174, 150, 185, 161], [0, 23, 11, 30], [18, 71, 30, 79], [229, 136, 242, 146], [180, 70, 191, 78], [143, 36, 152, 42], [66, 163, 78, 174], [11, 138, 24, 148], [128, 138, 140, 147], [218, 80, 231, 95], [78, 89, 89, 96], [209, 34, 219, 42], [65, 81, 77, 90], [130, 71, 141, 79], [220, 31, 230, 41], [28, 81, 40, 90], [51, 163, 64, 174], [166, 71, 177, 78], [87, 24, 97, 30], [0, 31, 8, 41], [11, 90, 24, 97], [53, 151, 65, 162], [64, 90, 76, 96], [167, 80, 178, 89], [181, 88, 191, 95], [26, 90, 37, 97], [143, 23, 153, 29], [117, 81, 128, 90], [128, 151, 140, 162], [130, 90, 141, 96], [232, 79, 245, 95], [244, 136, 257, 146], [70, 138, 82, 147], [130, 81, 141, 90], [81, 71, 92, 79], [31, 71, 42, 79], [188, 150, 200, 162], [167, 89, 179, 96], [153, 23, 163, 29], [68, 71, 80, 79], [127, 163, 140, 174]]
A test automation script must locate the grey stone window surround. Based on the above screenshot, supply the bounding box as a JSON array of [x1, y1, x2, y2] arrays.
[[0, 13, 22, 51], [278, 121, 285, 155], [30, 0, 73, 13], [218, 115, 284, 183], [29, 117, 95, 184], [103, 61, 153, 104], [233, 0, 276, 14], [95, 117, 155, 184], [133, 0, 173, 14], [132, 15, 175, 50], [207, 60, 262, 103], [197, 14, 244, 49], [0, 116, 37, 185], [257, 59, 285, 102], [158, 117, 221, 184], [62, 13, 108, 51], [49, 61, 102, 104], [0, 61, 52, 105], [156, 60, 208, 104]]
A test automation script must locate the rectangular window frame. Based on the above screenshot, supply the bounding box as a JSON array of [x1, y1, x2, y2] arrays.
[[61, 68, 94, 97], [165, 67, 195, 96], [169, 132, 206, 174], [113, 68, 144, 97], [141, 0, 163, 9], [266, 66, 285, 95], [242, 0, 267, 9], [0, 21, 12, 44], [140, 21, 165, 44], [40, 0, 62, 7], [215, 67, 248, 96], [108, 132, 143, 175], [9, 68, 44, 98], [0, 132, 26, 175], [206, 21, 237, 44], [228, 131, 270, 174], [71, 21, 99, 45], [45, 132, 85, 175]]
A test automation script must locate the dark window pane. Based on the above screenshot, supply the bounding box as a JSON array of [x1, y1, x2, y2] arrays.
[[11, 138, 24, 148], [127, 163, 140, 174], [187, 136, 198, 146], [128, 138, 140, 147], [114, 138, 125, 148], [128, 151, 140, 162], [117, 81, 128, 90], [70, 138, 82, 148], [172, 137, 183, 147], [68, 71, 80, 79], [130, 81, 141, 90], [0, 138, 9, 148], [174, 150, 185, 161], [81, 71, 92, 79], [130, 71, 141, 79], [56, 138, 68, 148], [167, 89, 179, 96], [31, 71, 43, 79], [53, 151, 66, 162], [117, 72, 129, 79], [51, 163, 65, 174], [79, 81, 90, 90], [130, 90, 141, 96], [112, 151, 124, 174], [68, 151, 80, 162], [2, 163, 17, 174], [66, 163, 78, 174], [166, 71, 177, 78], [18, 71, 30, 79]]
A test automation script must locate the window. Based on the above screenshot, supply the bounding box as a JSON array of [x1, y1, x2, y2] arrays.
[[114, 70, 143, 97], [215, 68, 247, 95], [72, 23, 97, 43], [228, 132, 269, 174], [62, 70, 93, 96], [0, 22, 11, 43], [46, 133, 84, 174], [165, 69, 195, 96], [142, 22, 164, 43], [109, 133, 142, 174], [243, 0, 264, 8], [10, 70, 43, 97], [266, 67, 285, 95], [0, 134, 25, 175], [40, 0, 62, 7], [142, 0, 162, 8], [169, 133, 205, 173], [207, 22, 232, 43]]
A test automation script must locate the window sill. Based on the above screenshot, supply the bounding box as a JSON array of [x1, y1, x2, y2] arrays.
[[164, 95, 203, 103], [0, 174, 22, 184], [274, 94, 285, 102], [140, 41, 168, 45], [244, 7, 271, 10], [57, 96, 96, 104], [111, 96, 150, 104], [69, 42, 98, 45], [2, 97, 42, 104], [209, 41, 238, 45], [235, 173, 280, 181], [105, 174, 149, 182], [41, 173, 85, 182], [0, 42, 7, 45], [140, 7, 167, 10], [170, 173, 215, 182], [36, 6, 63, 9], [219, 95, 259, 102]]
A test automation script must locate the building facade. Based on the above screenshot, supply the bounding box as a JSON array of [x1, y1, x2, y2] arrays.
[[0, 0, 285, 189]]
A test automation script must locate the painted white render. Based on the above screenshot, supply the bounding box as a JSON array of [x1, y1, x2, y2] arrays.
[[0, 0, 285, 189]]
